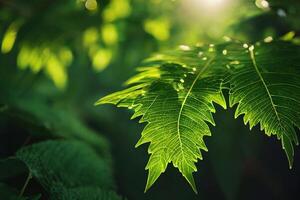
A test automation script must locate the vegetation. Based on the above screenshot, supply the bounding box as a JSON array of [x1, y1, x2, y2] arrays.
[[0, 0, 300, 199], [98, 40, 300, 193]]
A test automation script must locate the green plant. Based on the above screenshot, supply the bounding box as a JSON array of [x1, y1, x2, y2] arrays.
[[97, 39, 300, 193], [1, 0, 300, 199]]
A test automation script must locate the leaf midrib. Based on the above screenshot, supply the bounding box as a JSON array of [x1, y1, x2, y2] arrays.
[[249, 47, 284, 132], [176, 57, 214, 158]]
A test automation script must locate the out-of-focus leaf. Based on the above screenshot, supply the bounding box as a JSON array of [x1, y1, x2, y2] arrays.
[[16, 140, 115, 192], [1, 97, 109, 155], [50, 186, 123, 200]]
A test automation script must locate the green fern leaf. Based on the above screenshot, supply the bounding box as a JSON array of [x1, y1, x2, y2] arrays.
[[97, 45, 229, 193], [228, 41, 300, 167], [97, 40, 300, 192]]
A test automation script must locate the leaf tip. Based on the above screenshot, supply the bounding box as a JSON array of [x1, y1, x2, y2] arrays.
[[94, 98, 106, 106], [183, 172, 198, 194], [135, 137, 146, 148], [94, 101, 101, 106], [281, 135, 295, 169], [144, 168, 162, 193]]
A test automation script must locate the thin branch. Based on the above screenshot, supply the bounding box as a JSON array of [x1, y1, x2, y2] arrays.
[[19, 171, 32, 197]]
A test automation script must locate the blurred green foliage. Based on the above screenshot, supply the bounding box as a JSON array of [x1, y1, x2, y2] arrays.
[[0, 0, 300, 199]]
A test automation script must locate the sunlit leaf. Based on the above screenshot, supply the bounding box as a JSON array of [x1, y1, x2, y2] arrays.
[[228, 41, 300, 167], [102, 24, 118, 45], [1, 21, 22, 54], [97, 40, 300, 192], [92, 48, 113, 71], [103, 0, 131, 22], [144, 18, 170, 41], [97, 43, 229, 193]]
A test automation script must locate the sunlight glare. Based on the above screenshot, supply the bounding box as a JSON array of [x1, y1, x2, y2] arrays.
[[203, 0, 225, 8], [190, 0, 227, 10]]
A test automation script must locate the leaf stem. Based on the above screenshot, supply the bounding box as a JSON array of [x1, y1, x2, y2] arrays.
[[19, 171, 32, 197]]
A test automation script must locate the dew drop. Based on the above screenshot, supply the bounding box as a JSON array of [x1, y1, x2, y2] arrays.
[[230, 60, 240, 65], [249, 45, 255, 51], [261, 0, 269, 8], [198, 51, 203, 57], [222, 49, 228, 55], [277, 9, 287, 17], [264, 36, 273, 43], [202, 57, 207, 61], [223, 36, 232, 42], [255, 0, 270, 10], [192, 67, 197, 71], [243, 43, 249, 48], [180, 78, 185, 83], [179, 45, 191, 51], [85, 0, 98, 11]]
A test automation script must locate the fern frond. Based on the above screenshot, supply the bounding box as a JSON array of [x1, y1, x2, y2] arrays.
[[97, 44, 229, 192], [97, 40, 300, 192], [229, 41, 300, 167]]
